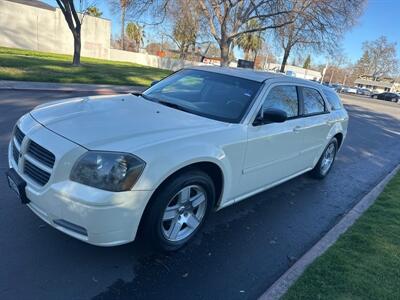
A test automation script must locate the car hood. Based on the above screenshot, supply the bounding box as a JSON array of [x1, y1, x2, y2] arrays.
[[30, 94, 225, 151]]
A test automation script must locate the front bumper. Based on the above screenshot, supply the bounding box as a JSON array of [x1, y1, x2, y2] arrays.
[[24, 181, 153, 246], [8, 114, 153, 246]]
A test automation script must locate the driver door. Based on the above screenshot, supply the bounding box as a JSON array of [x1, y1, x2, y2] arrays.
[[239, 84, 308, 196]]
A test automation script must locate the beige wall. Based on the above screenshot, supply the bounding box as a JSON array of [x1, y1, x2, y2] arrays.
[[0, 0, 111, 59], [109, 49, 209, 71]]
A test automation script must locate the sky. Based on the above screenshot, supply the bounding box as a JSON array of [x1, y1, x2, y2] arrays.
[[43, 0, 400, 64]]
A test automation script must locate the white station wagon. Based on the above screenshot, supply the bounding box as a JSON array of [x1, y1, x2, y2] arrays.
[[7, 67, 348, 251]]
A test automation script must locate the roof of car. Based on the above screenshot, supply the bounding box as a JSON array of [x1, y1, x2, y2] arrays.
[[187, 66, 326, 90]]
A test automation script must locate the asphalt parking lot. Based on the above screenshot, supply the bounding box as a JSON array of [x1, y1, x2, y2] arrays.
[[0, 90, 399, 300]]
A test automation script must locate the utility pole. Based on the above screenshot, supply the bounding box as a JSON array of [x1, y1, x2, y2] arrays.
[[320, 61, 328, 84]]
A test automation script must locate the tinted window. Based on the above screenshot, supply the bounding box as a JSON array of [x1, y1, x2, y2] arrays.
[[144, 69, 262, 123], [303, 87, 325, 114], [322, 89, 342, 110], [263, 85, 298, 118]]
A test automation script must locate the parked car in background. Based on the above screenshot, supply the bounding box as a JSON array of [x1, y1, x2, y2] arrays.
[[6, 67, 348, 251], [333, 85, 345, 93], [342, 86, 358, 94], [357, 88, 372, 96], [371, 92, 400, 102]]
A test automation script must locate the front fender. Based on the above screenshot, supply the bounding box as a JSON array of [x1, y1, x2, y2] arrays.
[[133, 142, 232, 199]]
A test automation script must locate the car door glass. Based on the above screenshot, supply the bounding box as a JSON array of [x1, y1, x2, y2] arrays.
[[303, 87, 325, 115], [263, 85, 298, 118], [322, 89, 342, 110]]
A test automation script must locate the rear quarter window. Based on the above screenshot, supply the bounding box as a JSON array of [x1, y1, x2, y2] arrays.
[[323, 90, 343, 110]]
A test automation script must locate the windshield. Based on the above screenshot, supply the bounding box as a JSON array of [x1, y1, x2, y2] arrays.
[[143, 69, 262, 123]]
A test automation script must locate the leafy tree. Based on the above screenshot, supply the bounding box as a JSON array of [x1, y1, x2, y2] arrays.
[[167, 0, 200, 59], [86, 5, 102, 17], [126, 22, 145, 52], [303, 54, 311, 69], [236, 20, 264, 61], [109, 0, 153, 50]]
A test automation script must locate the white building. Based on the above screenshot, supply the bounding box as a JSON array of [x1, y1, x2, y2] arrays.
[[355, 76, 400, 93]]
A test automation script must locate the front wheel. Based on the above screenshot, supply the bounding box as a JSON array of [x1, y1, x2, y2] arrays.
[[310, 138, 338, 179], [140, 170, 215, 251]]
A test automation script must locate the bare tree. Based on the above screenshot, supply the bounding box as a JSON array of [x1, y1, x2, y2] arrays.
[[354, 36, 399, 79], [56, 0, 99, 65], [56, 0, 83, 65], [275, 0, 366, 72], [197, 0, 299, 66]]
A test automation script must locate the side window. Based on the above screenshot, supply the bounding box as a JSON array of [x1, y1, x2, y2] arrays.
[[302, 87, 326, 115], [262, 85, 298, 118], [322, 90, 343, 110]]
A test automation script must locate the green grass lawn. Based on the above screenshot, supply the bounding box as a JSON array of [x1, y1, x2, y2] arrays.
[[0, 47, 172, 86], [284, 171, 400, 300]]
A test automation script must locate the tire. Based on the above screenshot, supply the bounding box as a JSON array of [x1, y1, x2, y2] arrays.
[[140, 169, 215, 251], [310, 138, 338, 179]]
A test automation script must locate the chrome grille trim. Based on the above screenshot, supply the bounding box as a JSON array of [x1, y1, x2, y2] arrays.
[[27, 140, 55, 168], [11, 126, 56, 187], [24, 160, 51, 186], [12, 142, 19, 164], [14, 126, 25, 145], [24, 154, 53, 174]]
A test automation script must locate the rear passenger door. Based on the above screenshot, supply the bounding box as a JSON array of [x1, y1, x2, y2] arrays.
[[298, 86, 332, 168]]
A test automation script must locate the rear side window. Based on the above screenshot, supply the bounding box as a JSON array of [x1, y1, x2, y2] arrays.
[[302, 87, 326, 115], [263, 85, 298, 118], [322, 89, 343, 110]]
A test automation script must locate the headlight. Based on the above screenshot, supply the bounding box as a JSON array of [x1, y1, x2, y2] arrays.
[[70, 151, 145, 192]]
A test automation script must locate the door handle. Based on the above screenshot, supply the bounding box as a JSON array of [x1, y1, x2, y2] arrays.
[[293, 126, 302, 133]]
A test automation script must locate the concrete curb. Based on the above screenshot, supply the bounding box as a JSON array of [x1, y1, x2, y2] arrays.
[[0, 80, 146, 95], [259, 163, 400, 300]]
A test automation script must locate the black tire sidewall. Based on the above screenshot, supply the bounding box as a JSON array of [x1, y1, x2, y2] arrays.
[[311, 138, 338, 179], [142, 170, 215, 251]]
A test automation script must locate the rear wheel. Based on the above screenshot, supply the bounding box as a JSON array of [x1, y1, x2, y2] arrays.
[[310, 138, 338, 179], [141, 170, 215, 251]]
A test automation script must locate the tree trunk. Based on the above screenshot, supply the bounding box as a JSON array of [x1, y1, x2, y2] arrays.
[[179, 43, 189, 60], [220, 41, 229, 67], [244, 49, 250, 61], [280, 48, 290, 73], [121, 8, 126, 50], [329, 69, 335, 84], [72, 30, 81, 66]]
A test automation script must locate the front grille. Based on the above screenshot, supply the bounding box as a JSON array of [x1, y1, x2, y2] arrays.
[[11, 126, 56, 187], [24, 160, 51, 186], [27, 140, 56, 168], [14, 126, 25, 145], [12, 143, 19, 164]]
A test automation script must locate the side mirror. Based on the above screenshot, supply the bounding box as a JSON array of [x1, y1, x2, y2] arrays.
[[150, 80, 159, 87], [254, 108, 288, 125]]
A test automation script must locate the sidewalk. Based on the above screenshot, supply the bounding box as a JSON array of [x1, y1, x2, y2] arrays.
[[0, 80, 146, 94]]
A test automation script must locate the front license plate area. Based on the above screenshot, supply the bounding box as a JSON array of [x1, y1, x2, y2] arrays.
[[6, 168, 29, 204]]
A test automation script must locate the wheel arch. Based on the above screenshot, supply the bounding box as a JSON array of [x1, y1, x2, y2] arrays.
[[136, 160, 225, 237], [333, 132, 344, 149]]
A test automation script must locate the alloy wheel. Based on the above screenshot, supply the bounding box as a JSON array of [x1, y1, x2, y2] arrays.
[[320, 143, 336, 175], [161, 185, 207, 242]]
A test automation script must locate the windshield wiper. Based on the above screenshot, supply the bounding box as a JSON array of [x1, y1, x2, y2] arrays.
[[157, 100, 192, 113], [133, 93, 191, 114], [132, 92, 157, 102]]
